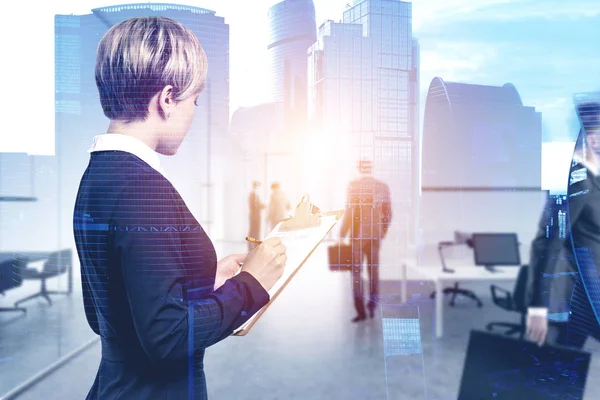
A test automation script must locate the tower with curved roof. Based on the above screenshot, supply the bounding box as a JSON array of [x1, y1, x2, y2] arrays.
[[421, 77, 541, 190], [418, 77, 543, 260]]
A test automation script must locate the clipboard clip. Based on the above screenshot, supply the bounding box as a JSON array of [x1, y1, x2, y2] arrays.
[[279, 194, 322, 231]]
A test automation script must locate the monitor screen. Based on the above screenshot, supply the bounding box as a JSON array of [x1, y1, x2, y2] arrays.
[[472, 233, 520, 267]]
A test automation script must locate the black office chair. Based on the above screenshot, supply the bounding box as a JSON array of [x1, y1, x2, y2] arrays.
[[430, 232, 483, 307], [486, 264, 529, 338], [14, 249, 72, 307], [0, 256, 28, 313]]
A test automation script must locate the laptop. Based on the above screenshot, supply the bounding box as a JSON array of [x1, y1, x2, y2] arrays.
[[458, 330, 591, 400]]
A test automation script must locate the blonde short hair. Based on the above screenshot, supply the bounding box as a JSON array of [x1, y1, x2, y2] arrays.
[[95, 17, 207, 121]]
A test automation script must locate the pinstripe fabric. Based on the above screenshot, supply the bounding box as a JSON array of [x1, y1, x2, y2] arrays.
[[74, 151, 269, 399]]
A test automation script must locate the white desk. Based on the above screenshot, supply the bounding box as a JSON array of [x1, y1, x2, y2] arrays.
[[401, 261, 520, 338]]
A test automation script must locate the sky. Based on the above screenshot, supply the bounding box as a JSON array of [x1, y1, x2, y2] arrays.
[[1, 0, 599, 155], [414, 0, 600, 142]]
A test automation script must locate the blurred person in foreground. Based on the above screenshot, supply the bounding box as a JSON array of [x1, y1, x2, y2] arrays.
[[267, 181, 291, 231], [340, 160, 392, 322], [248, 180, 265, 251], [73, 17, 286, 400], [527, 101, 600, 349]]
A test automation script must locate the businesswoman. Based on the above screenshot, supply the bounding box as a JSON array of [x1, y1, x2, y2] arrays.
[[73, 17, 286, 400]]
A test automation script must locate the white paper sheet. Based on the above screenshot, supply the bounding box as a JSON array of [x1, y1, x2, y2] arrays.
[[233, 214, 339, 335]]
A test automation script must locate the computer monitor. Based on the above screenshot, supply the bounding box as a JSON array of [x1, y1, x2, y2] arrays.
[[471, 233, 520, 272]]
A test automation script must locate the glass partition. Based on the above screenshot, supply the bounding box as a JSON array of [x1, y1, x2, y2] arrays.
[[0, 153, 96, 395]]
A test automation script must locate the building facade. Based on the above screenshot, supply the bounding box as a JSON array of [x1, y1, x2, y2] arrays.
[[421, 77, 542, 190], [418, 77, 543, 257], [268, 0, 317, 133], [307, 0, 419, 250], [307, 21, 373, 212]]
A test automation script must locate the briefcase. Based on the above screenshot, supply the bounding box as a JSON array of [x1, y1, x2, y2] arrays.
[[328, 243, 353, 272], [458, 330, 591, 399]]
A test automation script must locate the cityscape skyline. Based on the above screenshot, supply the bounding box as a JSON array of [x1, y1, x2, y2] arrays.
[[2, 0, 599, 156], [2, 3, 600, 398]]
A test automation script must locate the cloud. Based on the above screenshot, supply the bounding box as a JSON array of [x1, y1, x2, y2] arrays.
[[454, 0, 600, 21], [413, 0, 600, 28], [419, 42, 500, 83], [414, 0, 600, 141]]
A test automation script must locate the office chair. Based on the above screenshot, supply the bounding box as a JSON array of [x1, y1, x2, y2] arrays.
[[430, 231, 483, 307], [14, 249, 72, 307], [0, 257, 28, 313], [486, 264, 529, 338]]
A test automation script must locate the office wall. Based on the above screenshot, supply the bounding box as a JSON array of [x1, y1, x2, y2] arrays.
[[378, 190, 546, 280], [419, 190, 545, 263], [0, 153, 95, 395], [0, 154, 61, 254]]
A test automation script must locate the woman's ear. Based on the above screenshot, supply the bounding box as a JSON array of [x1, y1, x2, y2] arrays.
[[158, 85, 175, 119]]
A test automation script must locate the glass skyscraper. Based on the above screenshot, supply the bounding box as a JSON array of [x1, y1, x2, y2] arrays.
[[268, 0, 317, 132], [307, 0, 419, 250]]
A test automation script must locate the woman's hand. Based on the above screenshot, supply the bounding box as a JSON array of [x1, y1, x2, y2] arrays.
[[214, 253, 246, 291], [240, 237, 287, 292]]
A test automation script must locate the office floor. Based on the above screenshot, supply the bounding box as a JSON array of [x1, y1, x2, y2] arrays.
[[3, 243, 600, 400]]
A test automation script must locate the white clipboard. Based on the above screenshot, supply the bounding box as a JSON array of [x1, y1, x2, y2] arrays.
[[233, 197, 343, 336]]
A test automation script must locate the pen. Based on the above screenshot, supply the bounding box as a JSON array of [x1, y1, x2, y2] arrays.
[[245, 236, 262, 245]]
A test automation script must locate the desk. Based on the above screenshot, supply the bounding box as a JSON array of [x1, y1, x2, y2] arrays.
[[0, 252, 52, 263], [0, 251, 73, 294], [401, 261, 520, 338]]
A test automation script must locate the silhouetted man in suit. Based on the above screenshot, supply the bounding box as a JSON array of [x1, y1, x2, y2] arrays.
[[267, 182, 291, 231], [340, 160, 392, 322]]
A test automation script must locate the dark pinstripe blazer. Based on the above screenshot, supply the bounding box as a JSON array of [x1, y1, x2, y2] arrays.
[[73, 151, 268, 400], [527, 157, 600, 315]]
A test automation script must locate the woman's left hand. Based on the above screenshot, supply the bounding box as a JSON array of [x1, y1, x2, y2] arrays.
[[214, 253, 247, 290]]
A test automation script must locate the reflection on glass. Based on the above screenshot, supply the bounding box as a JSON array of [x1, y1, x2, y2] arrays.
[[0, 155, 84, 395], [565, 93, 600, 349]]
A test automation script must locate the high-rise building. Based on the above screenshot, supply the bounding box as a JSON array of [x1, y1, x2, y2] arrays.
[[307, 0, 419, 250], [307, 21, 372, 211], [419, 77, 543, 255], [268, 0, 317, 132], [308, 21, 372, 137], [55, 4, 230, 242], [421, 77, 542, 190]]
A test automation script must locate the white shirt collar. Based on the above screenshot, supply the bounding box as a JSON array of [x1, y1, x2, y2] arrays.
[[88, 134, 165, 176]]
